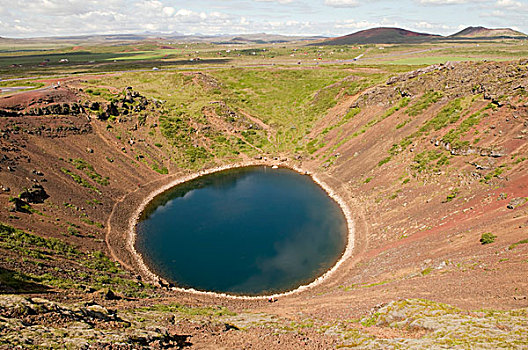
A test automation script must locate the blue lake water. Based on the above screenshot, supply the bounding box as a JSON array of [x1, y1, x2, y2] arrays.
[[135, 166, 348, 296]]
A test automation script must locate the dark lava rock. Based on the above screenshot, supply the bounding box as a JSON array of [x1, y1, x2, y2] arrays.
[[9, 197, 31, 213], [106, 102, 119, 117], [94, 288, 122, 301], [89, 102, 100, 111], [19, 184, 49, 204]]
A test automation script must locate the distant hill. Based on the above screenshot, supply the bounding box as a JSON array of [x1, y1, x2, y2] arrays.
[[451, 26, 527, 38], [317, 27, 441, 45], [0, 33, 322, 46], [209, 33, 325, 44]]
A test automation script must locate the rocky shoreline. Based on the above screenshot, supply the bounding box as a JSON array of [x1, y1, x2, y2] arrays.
[[108, 159, 355, 300]]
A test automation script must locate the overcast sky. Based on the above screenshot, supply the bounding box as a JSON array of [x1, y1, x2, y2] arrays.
[[0, 0, 527, 38]]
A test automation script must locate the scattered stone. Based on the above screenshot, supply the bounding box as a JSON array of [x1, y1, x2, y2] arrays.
[[93, 288, 122, 301], [489, 150, 506, 158], [473, 163, 489, 170], [0, 295, 186, 348], [507, 197, 528, 209]]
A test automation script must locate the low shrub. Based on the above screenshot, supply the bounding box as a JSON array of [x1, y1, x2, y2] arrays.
[[480, 232, 496, 245]]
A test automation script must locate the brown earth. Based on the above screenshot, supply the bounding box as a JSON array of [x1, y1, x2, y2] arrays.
[[0, 60, 527, 348]]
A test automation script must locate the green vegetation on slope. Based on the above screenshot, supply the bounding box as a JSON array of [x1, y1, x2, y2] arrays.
[[89, 67, 389, 163], [213, 68, 352, 151], [60, 168, 101, 194], [387, 97, 468, 161], [412, 150, 450, 173], [70, 158, 110, 186], [0, 223, 154, 297], [406, 91, 443, 117]]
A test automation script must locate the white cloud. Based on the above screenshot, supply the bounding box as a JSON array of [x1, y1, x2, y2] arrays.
[[333, 18, 400, 30], [162, 7, 175, 16], [417, 0, 486, 4], [324, 0, 359, 7], [254, 0, 295, 3], [0, 0, 526, 38], [6, 0, 125, 16], [495, 0, 525, 8], [414, 21, 452, 30]]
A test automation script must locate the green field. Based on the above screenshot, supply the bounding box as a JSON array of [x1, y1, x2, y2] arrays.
[[1, 37, 526, 81]]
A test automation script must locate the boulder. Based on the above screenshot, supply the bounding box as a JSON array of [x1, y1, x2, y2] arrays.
[[89, 102, 100, 111], [19, 184, 49, 204], [9, 197, 30, 213], [490, 150, 506, 158], [93, 287, 122, 300], [106, 102, 119, 117]]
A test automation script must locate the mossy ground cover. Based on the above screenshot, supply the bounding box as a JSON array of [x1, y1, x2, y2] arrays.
[[412, 150, 450, 174], [406, 91, 443, 117], [70, 158, 110, 186], [337, 299, 528, 349], [60, 167, 101, 194]]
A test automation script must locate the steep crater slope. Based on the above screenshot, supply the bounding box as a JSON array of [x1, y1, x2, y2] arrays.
[[298, 59, 528, 315]]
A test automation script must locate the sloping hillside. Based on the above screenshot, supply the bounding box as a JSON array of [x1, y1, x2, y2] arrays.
[[305, 60, 528, 313]]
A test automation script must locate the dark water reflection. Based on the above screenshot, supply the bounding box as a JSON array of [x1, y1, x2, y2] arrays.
[[136, 166, 347, 295]]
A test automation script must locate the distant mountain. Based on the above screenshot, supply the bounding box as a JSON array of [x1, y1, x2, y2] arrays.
[[0, 33, 323, 46], [317, 27, 441, 45], [210, 33, 325, 44], [451, 26, 527, 38]]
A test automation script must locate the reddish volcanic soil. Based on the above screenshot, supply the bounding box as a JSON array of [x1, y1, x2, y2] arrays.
[[0, 60, 527, 348]]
